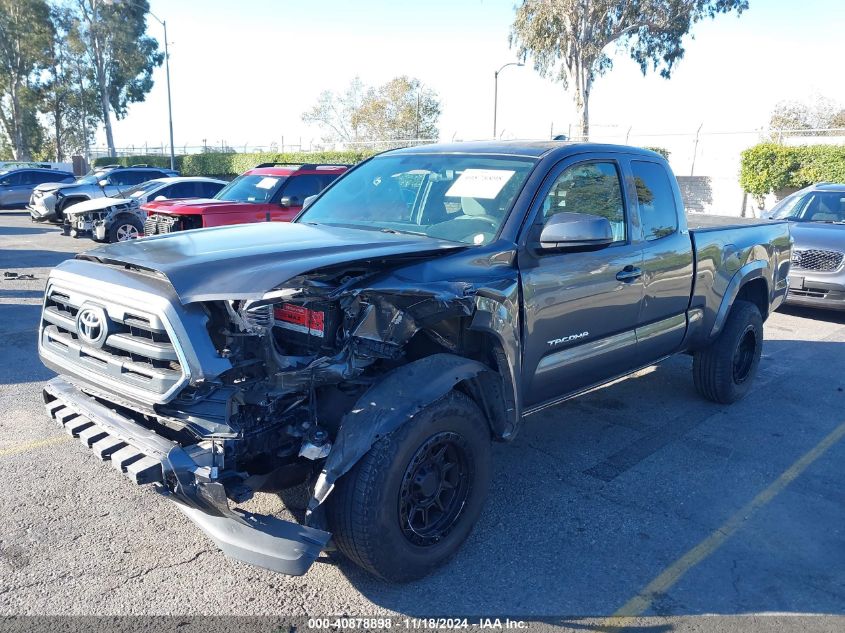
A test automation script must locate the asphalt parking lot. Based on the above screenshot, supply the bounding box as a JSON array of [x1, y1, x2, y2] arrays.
[[0, 209, 844, 629]]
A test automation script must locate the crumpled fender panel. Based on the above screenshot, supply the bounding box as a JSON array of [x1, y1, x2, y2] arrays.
[[307, 352, 490, 519]]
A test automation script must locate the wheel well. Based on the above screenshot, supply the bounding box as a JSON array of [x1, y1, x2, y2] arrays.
[[456, 332, 517, 440], [736, 278, 769, 321], [58, 196, 87, 212]]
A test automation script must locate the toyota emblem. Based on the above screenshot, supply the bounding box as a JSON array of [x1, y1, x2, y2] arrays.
[[76, 306, 109, 347]]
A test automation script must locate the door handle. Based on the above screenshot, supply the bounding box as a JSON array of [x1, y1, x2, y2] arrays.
[[616, 266, 643, 282]]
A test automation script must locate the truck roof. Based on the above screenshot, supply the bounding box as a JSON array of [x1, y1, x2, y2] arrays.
[[247, 164, 349, 177], [384, 140, 665, 160]]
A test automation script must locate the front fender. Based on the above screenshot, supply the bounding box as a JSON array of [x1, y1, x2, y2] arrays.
[[306, 353, 490, 521]]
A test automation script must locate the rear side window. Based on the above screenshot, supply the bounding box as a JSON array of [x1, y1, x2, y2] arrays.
[[631, 161, 678, 241], [35, 171, 70, 184]]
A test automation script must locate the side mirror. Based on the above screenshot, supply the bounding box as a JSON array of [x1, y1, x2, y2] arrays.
[[153, 195, 167, 201], [98, 178, 110, 187], [279, 196, 300, 208], [0, 180, 9, 187], [302, 195, 317, 210], [538, 212, 614, 250]]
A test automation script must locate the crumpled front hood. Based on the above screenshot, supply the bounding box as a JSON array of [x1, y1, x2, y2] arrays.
[[34, 181, 82, 194], [63, 196, 133, 216], [79, 222, 465, 303], [790, 221, 845, 251]]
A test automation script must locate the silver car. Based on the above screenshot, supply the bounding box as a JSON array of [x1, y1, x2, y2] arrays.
[[0, 167, 74, 208], [769, 183, 845, 310], [28, 165, 178, 223]]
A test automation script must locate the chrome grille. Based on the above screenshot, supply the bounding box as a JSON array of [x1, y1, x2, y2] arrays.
[[791, 249, 844, 272], [40, 285, 186, 402], [144, 213, 184, 235]]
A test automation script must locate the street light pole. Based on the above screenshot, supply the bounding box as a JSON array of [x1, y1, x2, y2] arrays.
[[150, 11, 175, 171], [493, 62, 523, 139]]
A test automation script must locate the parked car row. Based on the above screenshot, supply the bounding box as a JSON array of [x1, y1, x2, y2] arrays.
[[16, 162, 348, 243]]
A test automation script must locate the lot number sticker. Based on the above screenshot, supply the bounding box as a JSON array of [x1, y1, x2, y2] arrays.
[[445, 169, 514, 199]]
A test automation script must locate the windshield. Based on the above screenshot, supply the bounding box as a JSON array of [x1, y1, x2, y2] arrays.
[[296, 154, 536, 245], [76, 171, 108, 185], [771, 190, 845, 223], [123, 180, 164, 198], [215, 174, 286, 202]]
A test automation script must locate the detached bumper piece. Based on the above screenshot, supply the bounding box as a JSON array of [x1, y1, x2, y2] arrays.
[[42, 376, 332, 576]]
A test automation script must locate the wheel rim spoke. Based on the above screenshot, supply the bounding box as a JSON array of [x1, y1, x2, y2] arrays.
[[398, 431, 472, 546]]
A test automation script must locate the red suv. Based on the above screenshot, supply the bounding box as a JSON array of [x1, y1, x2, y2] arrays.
[[142, 163, 348, 235]]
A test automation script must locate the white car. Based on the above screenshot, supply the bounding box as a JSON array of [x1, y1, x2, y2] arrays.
[[62, 177, 227, 242]]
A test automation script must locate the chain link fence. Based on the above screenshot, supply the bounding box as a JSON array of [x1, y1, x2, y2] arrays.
[[88, 127, 845, 217]]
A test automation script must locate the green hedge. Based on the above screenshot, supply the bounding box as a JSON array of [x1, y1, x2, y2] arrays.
[[740, 143, 845, 197], [93, 150, 378, 177]]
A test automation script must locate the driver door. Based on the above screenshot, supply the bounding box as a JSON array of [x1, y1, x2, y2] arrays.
[[520, 156, 645, 407]]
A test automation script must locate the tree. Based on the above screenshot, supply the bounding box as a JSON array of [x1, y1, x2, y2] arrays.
[[303, 77, 366, 142], [71, 0, 163, 157], [769, 96, 845, 136], [356, 76, 441, 141], [303, 76, 441, 144], [0, 0, 53, 160], [41, 5, 100, 161], [510, 0, 749, 139]]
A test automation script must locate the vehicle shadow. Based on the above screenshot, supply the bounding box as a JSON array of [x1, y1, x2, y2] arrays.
[[336, 338, 845, 618], [0, 248, 78, 270], [0, 303, 54, 385], [777, 304, 845, 325], [0, 224, 60, 236]]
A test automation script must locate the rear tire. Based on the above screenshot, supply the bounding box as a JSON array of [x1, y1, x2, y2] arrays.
[[693, 299, 763, 404], [327, 390, 491, 582]]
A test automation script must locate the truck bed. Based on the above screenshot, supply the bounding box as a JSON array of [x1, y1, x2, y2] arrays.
[[686, 215, 791, 348], [686, 213, 778, 231]]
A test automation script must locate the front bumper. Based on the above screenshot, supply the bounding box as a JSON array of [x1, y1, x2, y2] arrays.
[[785, 275, 845, 311], [42, 376, 331, 575], [28, 196, 58, 222]]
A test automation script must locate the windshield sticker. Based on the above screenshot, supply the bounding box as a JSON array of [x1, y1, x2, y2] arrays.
[[445, 169, 515, 199], [256, 177, 279, 190]]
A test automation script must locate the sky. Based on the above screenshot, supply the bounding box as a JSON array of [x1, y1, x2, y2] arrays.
[[103, 0, 845, 152]]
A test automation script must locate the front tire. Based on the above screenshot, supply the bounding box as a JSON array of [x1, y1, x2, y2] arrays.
[[327, 390, 491, 582], [107, 216, 143, 242], [693, 299, 763, 404]]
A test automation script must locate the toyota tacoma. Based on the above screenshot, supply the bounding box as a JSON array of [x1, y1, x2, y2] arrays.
[[38, 142, 791, 581]]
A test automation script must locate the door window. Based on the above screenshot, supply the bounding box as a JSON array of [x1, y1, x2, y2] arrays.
[[165, 182, 200, 198], [200, 181, 225, 198], [0, 172, 22, 186], [279, 174, 331, 205], [542, 162, 626, 242], [631, 161, 678, 241], [111, 170, 148, 186]]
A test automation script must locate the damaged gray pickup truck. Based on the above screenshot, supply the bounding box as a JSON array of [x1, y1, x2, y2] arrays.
[[38, 141, 791, 581]]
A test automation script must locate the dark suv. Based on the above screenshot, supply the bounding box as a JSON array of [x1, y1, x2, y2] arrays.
[[28, 165, 179, 223], [0, 167, 75, 209]]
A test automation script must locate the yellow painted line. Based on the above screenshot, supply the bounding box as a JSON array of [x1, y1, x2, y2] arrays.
[[601, 419, 845, 631], [0, 435, 69, 458]]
